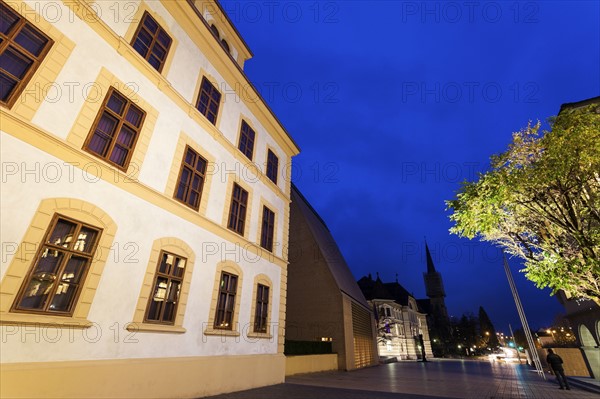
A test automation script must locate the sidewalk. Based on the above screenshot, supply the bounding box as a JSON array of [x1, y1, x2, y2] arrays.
[[204, 359, 599, 399]]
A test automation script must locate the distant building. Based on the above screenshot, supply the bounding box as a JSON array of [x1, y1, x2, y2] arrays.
[[418, 243, 451, 356], [286, 185, 378, 370], [358, 274, 433, 360]]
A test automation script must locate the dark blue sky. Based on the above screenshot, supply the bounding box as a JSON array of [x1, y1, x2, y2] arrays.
[[221, 1, 600, 332]]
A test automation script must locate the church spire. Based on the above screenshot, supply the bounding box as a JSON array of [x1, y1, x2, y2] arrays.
[[425, 240, 436, 273], [423, 240, 446, 299]]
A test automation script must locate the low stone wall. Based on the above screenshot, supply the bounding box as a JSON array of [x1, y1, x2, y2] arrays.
[[285, 354, 338, 376], [539, 348, 591, 377]]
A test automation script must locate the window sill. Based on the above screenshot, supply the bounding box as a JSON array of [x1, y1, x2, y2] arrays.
[[126, 322, 186, 334], [204, 328, 240, 337], [0, 312, 93, 328], [246, 332, 273, 339]]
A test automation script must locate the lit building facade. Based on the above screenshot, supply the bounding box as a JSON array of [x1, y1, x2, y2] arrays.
[[358, 275, 433, 361], [0, 1, 299, 397]]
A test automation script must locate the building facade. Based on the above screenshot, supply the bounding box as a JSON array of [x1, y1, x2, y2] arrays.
[[0, 1, 299, 397], [286, 185, 378, 370], [554, 96, 600, 380], [358, 275, 433, 360]]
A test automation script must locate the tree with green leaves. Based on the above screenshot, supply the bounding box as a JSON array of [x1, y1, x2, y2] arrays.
[[447, 102, 600, 305]]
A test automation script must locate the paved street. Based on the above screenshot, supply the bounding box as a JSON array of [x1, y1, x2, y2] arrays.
[[205, 359, 599, 399]]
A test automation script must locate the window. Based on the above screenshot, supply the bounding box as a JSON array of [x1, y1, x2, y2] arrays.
[[196, 77, 221, 125], [84, 87, 145, 170], [221, 39, 230, 53], [238, 120, 255, 160], [227, 183, 248, 235], [131, 12, 172, 72], [254, 284, 269, 333], [12, 215, 101, 315], [0, 1, 53, 107], [210, 24, 220, 38], [174, 146, 207, 210], [145, 251, 186, 324], [266, 149, 278, 184], [260, 206, 275, 252], [214, 272, 238, 330]]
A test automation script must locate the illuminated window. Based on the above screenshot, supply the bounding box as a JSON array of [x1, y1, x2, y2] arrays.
[[12, 215, 101, 315], [131, 12, 172, 72], [145, 251, 187, 324], [253, 283, 269, 333], [174, 146, 207, 210], [0, 1, 53, 107], [214, 272, 238, 330], [238, 120, 255, 160], [84, 87, 145, 170], [260, 206, 275, 252], [266, 149, 278, 184], [196, 77, 221, 125], [227, 183, 248, 235]]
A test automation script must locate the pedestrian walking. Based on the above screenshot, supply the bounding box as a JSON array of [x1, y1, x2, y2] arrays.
[[546, 348, 571, 390]]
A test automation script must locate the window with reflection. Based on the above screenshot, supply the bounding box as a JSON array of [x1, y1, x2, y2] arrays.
[[266, 149, 278, 184], [12, 215, 101, 315], [174, 146, 207, 210], [84, 87, 145, 170], [227, 183, 248, 235], [214, 272, 237, 329], [260, 206, 275, 252], [131, 12, 172, 72], [253, 284, 269, 333], [196, 77, 221, 125], [238, 120, 255, 160], [145, 251, 187, 324], [0, 1, 53, 107]]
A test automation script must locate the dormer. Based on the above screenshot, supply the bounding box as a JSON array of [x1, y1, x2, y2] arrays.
[[190, 0, 253, 69]]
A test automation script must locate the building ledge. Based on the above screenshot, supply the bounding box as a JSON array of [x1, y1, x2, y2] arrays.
[[126, 323, 186, 334], [204, 328, 240, 337], [0, 312, 93, 329], [247, 332, 273, 340]]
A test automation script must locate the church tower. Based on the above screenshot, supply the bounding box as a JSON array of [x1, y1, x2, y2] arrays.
[[423, 242, 450, 340]]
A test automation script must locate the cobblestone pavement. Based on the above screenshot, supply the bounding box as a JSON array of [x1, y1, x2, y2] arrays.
[[205, 359, 598, 399]]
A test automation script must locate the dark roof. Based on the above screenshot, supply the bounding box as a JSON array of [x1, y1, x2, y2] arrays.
[[559, 96, 600, 114], [357, 275, 413, 306], [291, 185, 369, 309], [384, 282, 412, 305]]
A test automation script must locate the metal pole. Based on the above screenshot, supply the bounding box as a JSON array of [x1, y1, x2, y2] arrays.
[[503, 254, 546, 380], [508, 323, 522, 363]]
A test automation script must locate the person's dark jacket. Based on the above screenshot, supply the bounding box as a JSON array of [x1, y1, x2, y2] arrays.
[[547, 353, 564, 371]]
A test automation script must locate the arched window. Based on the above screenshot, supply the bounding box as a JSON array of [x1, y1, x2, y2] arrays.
[[210, 24, 220, 39], [129, 237, 196, 333], [1, 198, 116, 327], [204, 261, 244, 336], [580, 324, 597, 347], [221, 39, 230, 53]]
